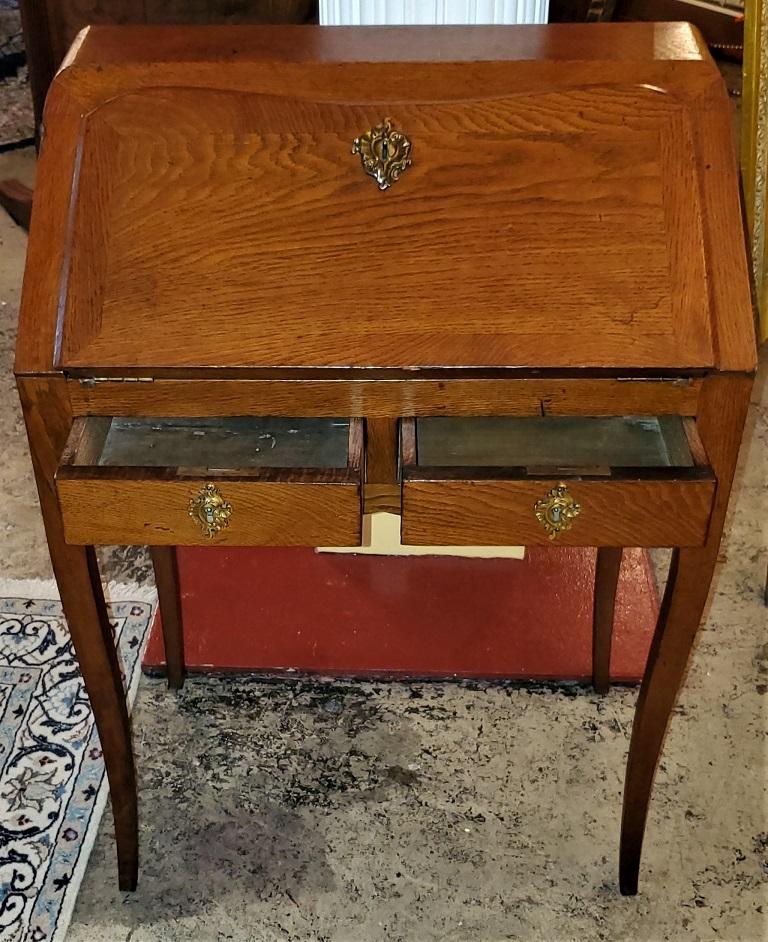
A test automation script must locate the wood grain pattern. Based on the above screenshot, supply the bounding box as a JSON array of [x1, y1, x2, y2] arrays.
[[682, 416, 709, 465], [56, 477, 362, 545], [57, 83, 712, 371], [61, 22, 713, 70], [363, 417, 401, 514], [366, 418, 399, 484], [363, 483, 401, 514], [61, 415, 110, 464], [14, 23, 753, 374], [691, 80, 757, 372], [401, 417, 417, 465], [15, 79, 84, 374], [347, 417, 364, 471], [401, 477, 715, 547], [65, 377, 704, 418]]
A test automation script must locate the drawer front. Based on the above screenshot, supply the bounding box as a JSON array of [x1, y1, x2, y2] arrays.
[[400, 415, 716, 548], [56, 415, 363, 546], [402, 477, 715, 548], [57, 477, 361, 546]]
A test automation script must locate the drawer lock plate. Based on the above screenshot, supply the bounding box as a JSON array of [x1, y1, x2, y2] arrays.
[[188, 483, 232, 538], [352, 118, 412, 190], [534, 483, 581, 540]]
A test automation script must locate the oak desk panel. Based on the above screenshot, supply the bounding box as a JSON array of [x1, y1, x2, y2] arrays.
[[61, 84, 710, 370], [16, 23, 756, 900]]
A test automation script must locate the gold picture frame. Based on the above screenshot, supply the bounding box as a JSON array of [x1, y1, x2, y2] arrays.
[[743, 0, 768, 343]]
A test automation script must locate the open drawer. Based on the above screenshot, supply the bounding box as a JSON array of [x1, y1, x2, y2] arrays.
[[401, 416, 716, 547], [56, 416, 363, 546]]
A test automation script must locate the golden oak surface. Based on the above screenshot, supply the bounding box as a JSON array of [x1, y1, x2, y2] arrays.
[[62, 83, 709, 370], [401, 478, 715, 547], [14, 24, 758, 897], [15, 22, 756, 374], [56, 478, 363, 546]]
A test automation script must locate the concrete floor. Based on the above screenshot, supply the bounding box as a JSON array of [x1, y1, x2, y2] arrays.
[[1, 146, 767, 940]]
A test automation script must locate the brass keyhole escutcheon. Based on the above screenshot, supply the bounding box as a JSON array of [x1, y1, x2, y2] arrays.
[[534, 483, 581, 540], [188, 483, 232, 538], [352, 117, 412, 190]]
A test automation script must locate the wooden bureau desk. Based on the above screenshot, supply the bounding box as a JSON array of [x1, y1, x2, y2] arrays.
[[15, 22, 756, 896]]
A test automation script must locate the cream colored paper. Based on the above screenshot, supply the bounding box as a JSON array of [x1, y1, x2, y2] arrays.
[[317, 512, 525, 559]]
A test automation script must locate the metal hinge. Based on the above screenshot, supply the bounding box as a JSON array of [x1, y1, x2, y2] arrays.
[[78, 376, 155, 386], [615, 376, 692, 384]]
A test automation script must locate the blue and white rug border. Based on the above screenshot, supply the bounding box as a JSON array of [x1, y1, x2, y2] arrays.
[[0, 578, 156, 942], [0, 579, 156, 608]]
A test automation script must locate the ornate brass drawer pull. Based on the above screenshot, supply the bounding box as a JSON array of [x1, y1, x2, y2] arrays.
[[188, 483, 232, 538], [534, 483, 581, 540], [352, 118, 412, 190]]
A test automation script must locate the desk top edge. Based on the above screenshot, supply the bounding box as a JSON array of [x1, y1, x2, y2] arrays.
[[61, 22, 711, 71]]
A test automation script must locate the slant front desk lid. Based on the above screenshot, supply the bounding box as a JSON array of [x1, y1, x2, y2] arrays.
[[19, 23, 755, 373]]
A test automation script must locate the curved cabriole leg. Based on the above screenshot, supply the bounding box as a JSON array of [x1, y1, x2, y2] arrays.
[[620, 545, 711, 894], [18, 376, 139, 891], [593, 547, 622, 694], [150, 546, 185, 689], [618, 373, 753, 896], [80, 546, 139, 891]]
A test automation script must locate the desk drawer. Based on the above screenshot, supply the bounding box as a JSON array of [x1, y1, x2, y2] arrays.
[[57, 417, 363, 546], [401, 416, 715, 547]]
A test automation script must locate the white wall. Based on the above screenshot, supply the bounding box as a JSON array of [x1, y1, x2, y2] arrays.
[[320, 0, 549, 26]]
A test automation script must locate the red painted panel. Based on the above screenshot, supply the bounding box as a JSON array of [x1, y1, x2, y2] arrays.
[[143, 547, 657, 682]]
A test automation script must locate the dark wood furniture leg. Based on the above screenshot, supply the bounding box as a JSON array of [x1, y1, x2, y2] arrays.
[[619, 373, 752, 895], [0, 179, 33, 230], [763, 559, 767, 607], [592, 547, 622, 694], [18, 376, 139, 891], [150, 546, 185, 689]]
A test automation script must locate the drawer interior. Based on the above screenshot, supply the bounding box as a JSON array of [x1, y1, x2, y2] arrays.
[[62, 416, 362, 478], [405, 415, 707, 475]]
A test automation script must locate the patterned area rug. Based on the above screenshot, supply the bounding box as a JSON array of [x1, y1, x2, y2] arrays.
[[0, 580, 155, 942], [0, 2, 33, 147]]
